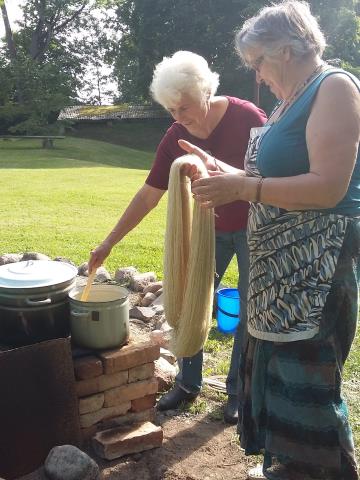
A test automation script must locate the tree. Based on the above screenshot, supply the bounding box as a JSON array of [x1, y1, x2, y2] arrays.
[[112, 0, 359, 109], [111, 0, 265, 103], [0, 0, 111, 133]]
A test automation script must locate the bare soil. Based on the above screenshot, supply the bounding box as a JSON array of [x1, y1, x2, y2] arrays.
[[20, 404, 255, 480]]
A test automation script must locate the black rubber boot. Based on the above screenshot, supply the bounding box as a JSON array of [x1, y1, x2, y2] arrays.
[[157, 384, 199, 411]]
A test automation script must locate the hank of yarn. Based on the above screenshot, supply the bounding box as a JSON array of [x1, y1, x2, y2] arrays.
[[163, 154, 215, 357]]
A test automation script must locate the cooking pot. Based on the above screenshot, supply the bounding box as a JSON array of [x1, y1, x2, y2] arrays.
[[0, 260, 78, 346], [69, 284, 129, 350], [0, 300, 70, 346]]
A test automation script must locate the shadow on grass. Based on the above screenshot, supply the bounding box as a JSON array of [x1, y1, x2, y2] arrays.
[[0, 138, 154, 170]]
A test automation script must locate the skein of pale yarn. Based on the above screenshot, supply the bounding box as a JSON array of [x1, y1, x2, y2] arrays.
[[163, 154, 215, 357]]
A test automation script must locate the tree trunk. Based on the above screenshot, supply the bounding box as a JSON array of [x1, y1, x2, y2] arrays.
[[0, 3, 24, 103]]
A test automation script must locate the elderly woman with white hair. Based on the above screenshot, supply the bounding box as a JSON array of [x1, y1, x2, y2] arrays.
[[88, 51, 266, 423], [180, 1, 360, 479]]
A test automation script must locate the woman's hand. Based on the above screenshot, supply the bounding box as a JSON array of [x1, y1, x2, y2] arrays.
[[178, 139, 218, 171], [192, 173, 246, 208], [88, 240, 112, 273]]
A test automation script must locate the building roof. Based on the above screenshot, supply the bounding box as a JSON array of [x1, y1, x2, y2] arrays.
[[58, 105, 170, 121]]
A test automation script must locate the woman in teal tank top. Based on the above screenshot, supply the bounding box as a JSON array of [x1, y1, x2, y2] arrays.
[[180, 1, 360, 479]]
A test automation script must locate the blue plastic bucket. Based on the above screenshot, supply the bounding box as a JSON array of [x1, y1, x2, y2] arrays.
[[216, 288, 240, 334]]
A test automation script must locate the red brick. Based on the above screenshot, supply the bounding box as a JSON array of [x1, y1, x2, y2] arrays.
[[76, 370, 128, 398], [80, 402, 131, 428], [79, 393, 104, 414], [99, 341, 160, 374], [92, 421, 163, 460], [104, 378, 158, 407], [100, 407, 156, 430], [73, 355, 103, 380], [128, 362, 155, 383], [131, 394, 156, 413]]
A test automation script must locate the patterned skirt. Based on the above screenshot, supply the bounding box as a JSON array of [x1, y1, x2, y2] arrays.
[[238, 220, 360, 479]]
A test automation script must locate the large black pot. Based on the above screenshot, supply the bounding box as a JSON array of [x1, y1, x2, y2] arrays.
[[0, 260, 77, 346], [0, 301, 70, 347]]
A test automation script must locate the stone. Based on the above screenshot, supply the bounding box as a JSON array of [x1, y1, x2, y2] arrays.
[[21, 252, 51, 261], [94, 266, 111, 282], [149, 329, 171, 349], [143, 281, 163, 295], [80, 402, 131, 428], [130, 272, 157, 292], [53, 256, 76, 266], [76, 370, 128, 398], [129, 306, 155, 322], [0, 253, 22, 265], [114, 266, 138, 284], [140, 292, 157, 307], [152, 291, 164, 306], [78, 262, 89, 276], [44, 445, 100, 480], [92, 421, 163, 460], [154, 287, 163, 297], [154, 357, 177, 392], [99, 341, 160, 374], [73, 356, 103, 380], [160, 347, 176, 365], [104, 378, 158, 407]]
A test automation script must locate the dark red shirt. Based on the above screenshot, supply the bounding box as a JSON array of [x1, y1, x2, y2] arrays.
[[146, 96, 267, 231]]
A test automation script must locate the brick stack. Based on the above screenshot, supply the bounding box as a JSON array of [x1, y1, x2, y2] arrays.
[[74, 340, 161, 444]]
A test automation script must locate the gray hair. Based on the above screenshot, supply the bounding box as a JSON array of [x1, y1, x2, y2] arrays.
[[235, 1, 326, 66], [150, 51, 219, 108]]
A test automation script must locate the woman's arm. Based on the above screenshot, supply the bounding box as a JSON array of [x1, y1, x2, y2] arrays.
[[190, 75, 360, 210], [88, 184, 165, 272], [259, 74, 360, 210]]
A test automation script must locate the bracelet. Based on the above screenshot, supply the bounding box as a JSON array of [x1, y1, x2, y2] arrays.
[[255, 177, 264, 203]]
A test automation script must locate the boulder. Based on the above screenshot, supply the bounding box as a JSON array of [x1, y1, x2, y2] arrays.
[[154, 357, 177, 392], [130, 272, 157, 292], [140, 292, 157, 307], [21, 252, 51, 261], [129, 306, 156, 322], [114, 266, 138, 284], [0, 253, 22, 265], [53, 256, 76, 266], [44, 445, 100, 480], [143, 281, 163, 295], [94, 266, 111, 282], [78, 262, 89, 276]]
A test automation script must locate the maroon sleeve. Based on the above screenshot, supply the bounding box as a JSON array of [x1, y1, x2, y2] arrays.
[[145, 125, 183, 191], [241, 100, 267, 129]]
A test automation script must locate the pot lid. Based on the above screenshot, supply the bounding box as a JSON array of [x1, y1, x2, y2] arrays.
[[0, 260, 78, 289]]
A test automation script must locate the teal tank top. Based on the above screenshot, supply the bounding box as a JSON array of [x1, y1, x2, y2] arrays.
[[257, 68, 360, 215]]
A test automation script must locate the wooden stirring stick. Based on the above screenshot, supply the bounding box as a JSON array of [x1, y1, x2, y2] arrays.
[[80, 269, 97, 302]]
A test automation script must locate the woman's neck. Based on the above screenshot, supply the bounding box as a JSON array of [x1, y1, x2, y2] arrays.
[[187, 96, 229, 139], [281, 57, 324, 102]]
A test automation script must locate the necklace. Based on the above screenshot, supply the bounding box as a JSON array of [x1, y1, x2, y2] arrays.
[[269, 63, 328, 122]]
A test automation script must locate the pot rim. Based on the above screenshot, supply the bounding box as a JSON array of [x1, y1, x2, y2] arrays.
[[0, 260, 78, 290], [69, 284, 128, 304]]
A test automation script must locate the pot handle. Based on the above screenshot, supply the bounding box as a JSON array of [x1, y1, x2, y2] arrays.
[[71, 309, 90, 318], [25, 297, 52, 306]]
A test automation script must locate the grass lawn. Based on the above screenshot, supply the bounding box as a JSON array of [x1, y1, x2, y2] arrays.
[[0, 136, 358, 460]]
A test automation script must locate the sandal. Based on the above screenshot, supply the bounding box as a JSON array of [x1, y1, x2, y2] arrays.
[[247, 464, 266, 479]]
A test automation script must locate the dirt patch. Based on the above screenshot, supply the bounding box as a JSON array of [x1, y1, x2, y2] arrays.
[[98, 411, 253, 480], [19, 406, 256, 480]]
